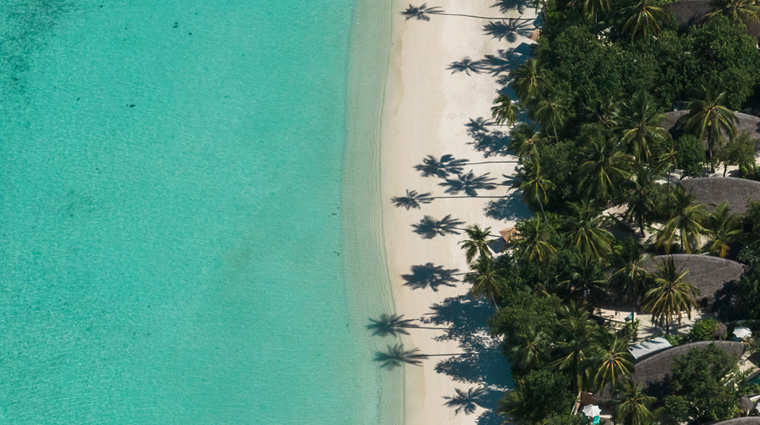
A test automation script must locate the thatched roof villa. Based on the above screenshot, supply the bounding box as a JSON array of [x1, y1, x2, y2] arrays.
[[678, 177, 760, 212], [632, 341, 745, 388], [663, 0, 760, 41], [642, 254, 744, 304], [663, 111, 760, 144]]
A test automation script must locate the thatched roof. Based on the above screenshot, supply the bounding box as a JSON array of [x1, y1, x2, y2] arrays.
[[663, 0, 760, 40], [642, 255, 745, 301], [632, 341, 745, 388], [712, 418, 760, 425], [500, 227, 518, 242], [663, 111, 760, 145], [678, 177, 760, 213]]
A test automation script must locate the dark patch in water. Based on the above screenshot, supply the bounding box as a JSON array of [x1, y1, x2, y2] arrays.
[[1, 0, 77, 96]]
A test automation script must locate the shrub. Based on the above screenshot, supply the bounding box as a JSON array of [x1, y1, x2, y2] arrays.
[[675, 134, 705, 178]]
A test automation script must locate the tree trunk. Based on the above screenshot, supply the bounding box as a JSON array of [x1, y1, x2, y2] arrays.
[[665, 316, 670, 335], [709, 147, 715, 173], [537, 196, 548, 222], [491, 293, 499, 310], [553, 124, 559, 143]]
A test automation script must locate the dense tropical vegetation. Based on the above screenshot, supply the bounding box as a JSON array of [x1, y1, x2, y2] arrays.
[[459, 0, 760, 421]]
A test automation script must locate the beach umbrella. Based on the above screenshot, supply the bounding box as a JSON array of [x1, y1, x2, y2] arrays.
[[734, 327, 752, 339], [756, 401, 760, 414], [582, 404, 601, 417]]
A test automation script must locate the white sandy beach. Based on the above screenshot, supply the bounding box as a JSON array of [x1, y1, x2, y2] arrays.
[[379, 0, 539, 423]]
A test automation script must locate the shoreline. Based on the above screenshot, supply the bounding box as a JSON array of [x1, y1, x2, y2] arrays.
[[379, 0, 538, 423], [342, 0, 404, 424]]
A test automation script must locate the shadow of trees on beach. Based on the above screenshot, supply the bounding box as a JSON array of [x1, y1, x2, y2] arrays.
[[466, 117, 511, 157], [415, 154, 469, 178], [448, 57, 484, 75], [422, 294, 513, 424], [400, 3, 443, 20], [483, 19, 533, 42], [412, 215, 465, 238], [402, 262, 460, 291], [480, 43, 534, 75], [493, 0, 536, 13], [439, 171, 499, 196], [391, 190, 434, 209], [484, 191, 532, 221]]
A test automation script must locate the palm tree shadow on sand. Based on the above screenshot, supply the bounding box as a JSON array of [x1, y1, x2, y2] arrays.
[[439, 171, 499, 197], [448, 57, 485, 75], [484, 190, 532, 221], [421, 294, 513, 387], [466, 118, 511, 157], [402, 262, 460, 291], [483, 19, 533, 42], [444, 386, 505, 425], [412, 215, 465, 239], [422, 294, 513, 424], [492, 0, 535, 13]]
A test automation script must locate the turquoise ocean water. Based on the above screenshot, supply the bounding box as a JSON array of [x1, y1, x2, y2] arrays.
[[1, 0, 399, 423]]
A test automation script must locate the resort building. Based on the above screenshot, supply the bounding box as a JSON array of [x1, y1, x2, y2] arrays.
[[663, 111, 760, 144], [632, 341, 745, 389], [663, 0, 760, 42], [642, 254, 744, 308], [678, 177, 760, 213]]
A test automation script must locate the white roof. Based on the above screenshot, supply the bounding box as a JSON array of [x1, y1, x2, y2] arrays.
[[628, 337, 672, 360]]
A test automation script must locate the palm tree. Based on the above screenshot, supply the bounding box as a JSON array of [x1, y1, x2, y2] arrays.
[[440, 171, 498, 196], [609, 238, 651, 306], [509, 123, 543, 161], [570, 0, 612, 21], [367, 314, 420, 337], [622, 0, 670, 39], [656, 139, 678, 191], [621, 92, 669, 165], [515, 214, 558, 263], [491, 93, 519, 126], [704, 201, 743, 257], [642, 257, 700, 334], [577, 138, 634, 204], [622, 167, 663, 236], [680, 87, 738, 173], [560, 252, 608, 303], [655, 185, 709, 253], [515, 157, 555, 222], [555, 302, 598, 392], [582, 95, 621, 129], [466, 256, 504, 307], [443, 387, 489, 415], [509, 327, 549, 370], [497, 389, 539, 424], [613, 377, 657, 425], [414, 154, 468, 178], [592, 331, 635, 393], [563, 200, 615, 259], [374, 343, 429, 368], [531, 93, 568, 143], [705, 0, 760, 24], [391, 190, 434, 209], [510, 59, 545, 103], [460, 225, 493, 263]]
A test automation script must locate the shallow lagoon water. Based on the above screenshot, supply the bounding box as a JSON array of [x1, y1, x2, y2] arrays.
[[0, 0, 396, 423]]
